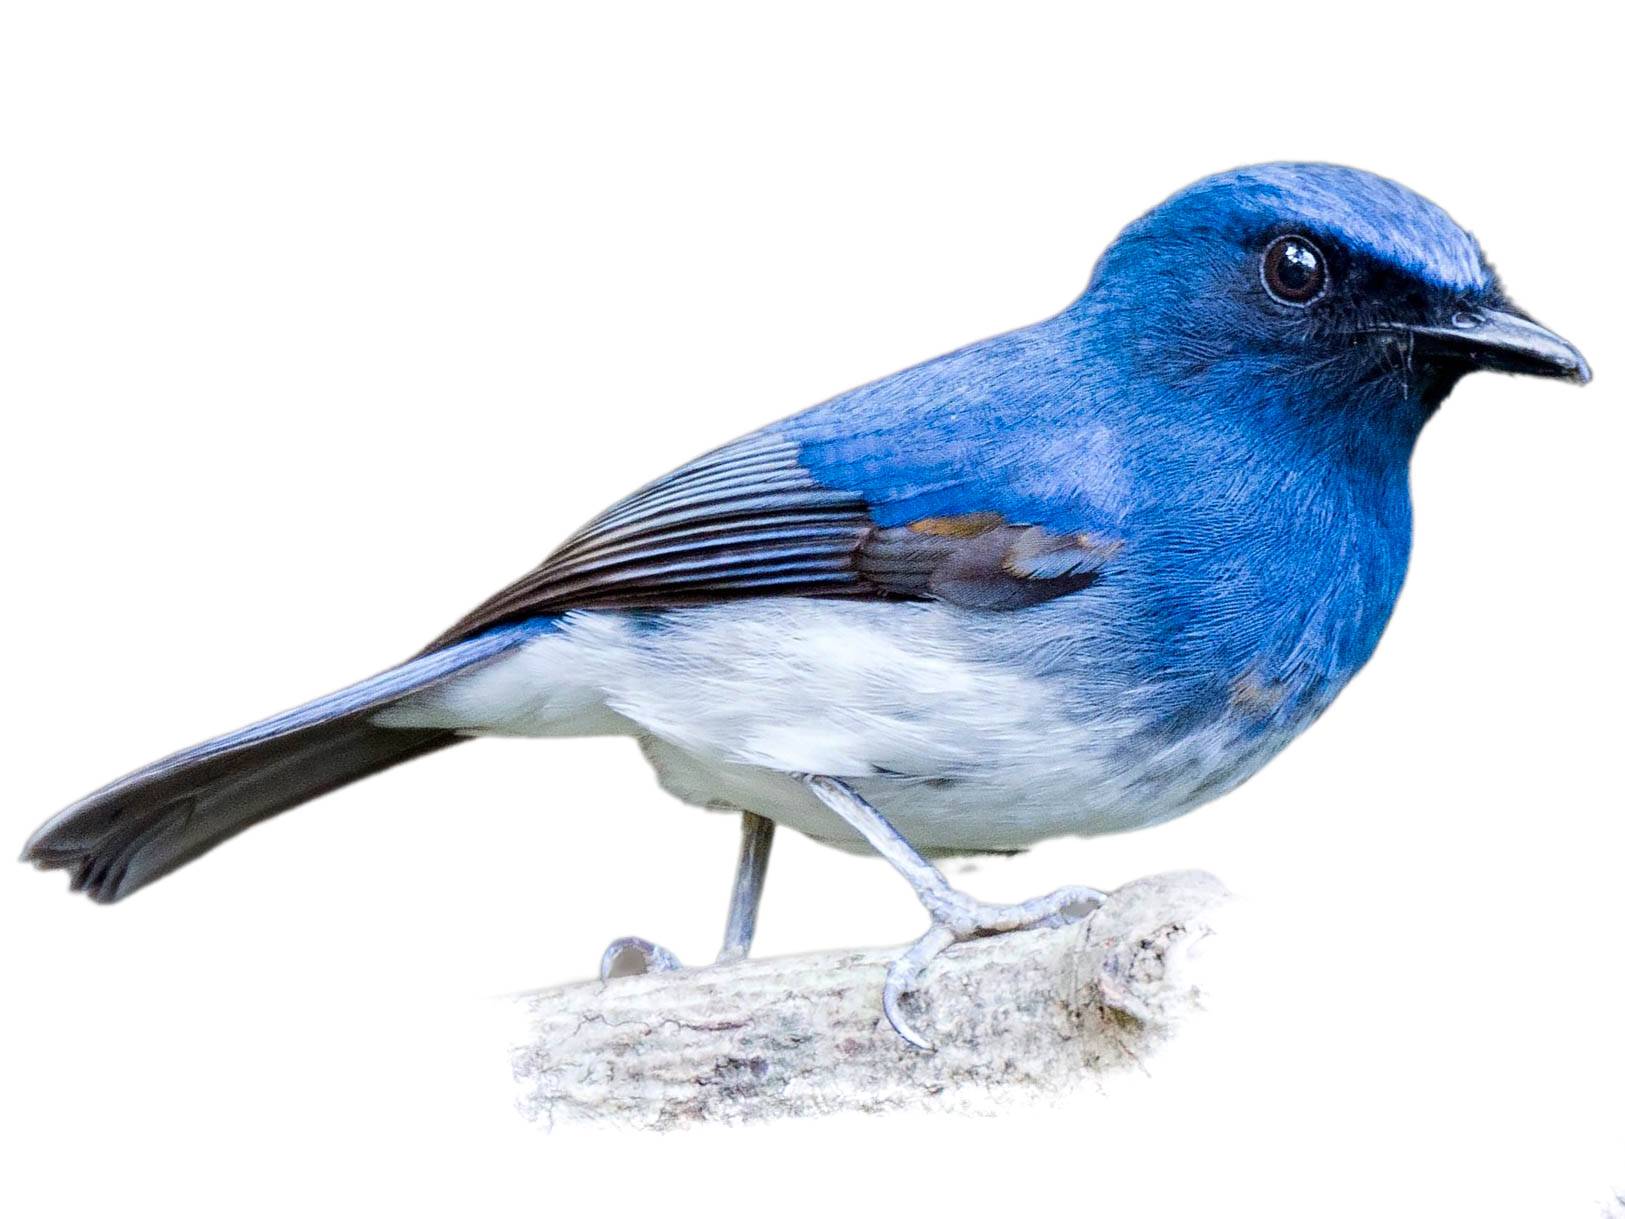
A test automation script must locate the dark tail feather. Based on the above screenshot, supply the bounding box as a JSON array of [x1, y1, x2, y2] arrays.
[[27, 723, 460, 902], [22, 619, 556, 903]]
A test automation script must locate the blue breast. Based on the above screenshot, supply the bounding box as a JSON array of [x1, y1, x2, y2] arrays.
[[774, 307, 1418, 735]]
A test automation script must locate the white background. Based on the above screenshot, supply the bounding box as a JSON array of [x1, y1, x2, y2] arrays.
[[3, 3, 1620, 1215]]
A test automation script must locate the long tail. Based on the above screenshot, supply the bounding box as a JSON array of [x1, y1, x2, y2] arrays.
[[22, 620, 554, 903]]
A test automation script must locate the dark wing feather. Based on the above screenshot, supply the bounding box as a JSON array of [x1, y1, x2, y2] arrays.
[[857, 515, 1119, 610], [422, 436, 874, 650], [422, 434, 1120, 652]]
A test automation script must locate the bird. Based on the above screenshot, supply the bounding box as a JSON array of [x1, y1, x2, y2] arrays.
[[22, 163, 1591, 1049]]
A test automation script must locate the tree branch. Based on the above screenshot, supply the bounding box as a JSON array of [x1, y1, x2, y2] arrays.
[[510, 869, 1229, 1128]]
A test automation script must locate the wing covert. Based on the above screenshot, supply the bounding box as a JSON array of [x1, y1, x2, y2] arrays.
[[422, 432, 1122, 652]]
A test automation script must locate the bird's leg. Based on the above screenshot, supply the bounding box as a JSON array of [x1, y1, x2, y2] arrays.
[[799, 773, 1104, 1051], [598, 811, 777, 980], [717, 812, 775, 963]]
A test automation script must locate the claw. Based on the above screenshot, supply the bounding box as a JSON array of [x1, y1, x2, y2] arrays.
[[882, 924, 956, 1050], [599, 936, 683, 981], [882, 988, 934, 1053], [881, 884, 1106, 1051]]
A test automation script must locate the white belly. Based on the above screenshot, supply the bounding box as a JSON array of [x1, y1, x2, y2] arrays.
[[376, 601, 1289, 851]]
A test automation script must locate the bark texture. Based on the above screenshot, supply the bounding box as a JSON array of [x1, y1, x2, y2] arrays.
[[511, 869, 1229, 1128]]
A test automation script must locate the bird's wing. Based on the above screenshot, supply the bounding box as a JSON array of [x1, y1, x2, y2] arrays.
[[421, 430, 1123, 653]]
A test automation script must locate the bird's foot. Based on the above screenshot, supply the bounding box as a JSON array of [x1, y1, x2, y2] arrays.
[[597, 813, 775, 981], [885, 883, 1107, 1051], [599, 936, 683, 981]]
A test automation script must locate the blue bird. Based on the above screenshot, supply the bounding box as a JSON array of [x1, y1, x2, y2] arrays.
[[23, 163, 1590, 1048]]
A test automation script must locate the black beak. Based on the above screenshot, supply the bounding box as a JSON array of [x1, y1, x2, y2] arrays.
[[1375, 307, 1591, 384]]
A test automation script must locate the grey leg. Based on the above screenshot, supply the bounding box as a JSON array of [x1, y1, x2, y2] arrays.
[[717, 812, 775, 963], [800, 773, 1104, 1051], [599, 811, 777, 981]]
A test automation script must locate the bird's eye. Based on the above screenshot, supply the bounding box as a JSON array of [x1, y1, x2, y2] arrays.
[[1261, 235, 1327, 306]]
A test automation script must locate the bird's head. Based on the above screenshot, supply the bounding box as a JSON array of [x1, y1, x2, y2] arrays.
[[1081, 163, 1589, 443]]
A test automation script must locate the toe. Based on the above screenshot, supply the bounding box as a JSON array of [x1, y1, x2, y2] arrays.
[[880, 924, 955, 1051], [599, 936, 683, 980]]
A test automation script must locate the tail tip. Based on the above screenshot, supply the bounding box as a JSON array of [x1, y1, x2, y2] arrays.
[[20, 810, 151, 904]]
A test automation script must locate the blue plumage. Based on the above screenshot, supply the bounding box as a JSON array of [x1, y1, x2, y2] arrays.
[[23, 163, 1591, 1040]]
